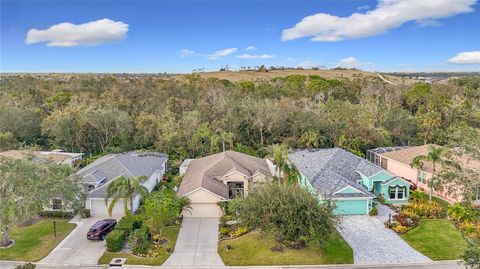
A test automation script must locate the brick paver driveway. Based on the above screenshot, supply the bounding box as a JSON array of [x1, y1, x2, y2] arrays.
[[337, 215, 431, 264], [163, 217, 224, 266]]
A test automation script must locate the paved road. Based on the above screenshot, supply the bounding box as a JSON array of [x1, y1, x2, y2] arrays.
[[163, 217, 224, 266], [40, 217, 112, 265], [0, 260, 467, 269], [337, 215, 431, 264]]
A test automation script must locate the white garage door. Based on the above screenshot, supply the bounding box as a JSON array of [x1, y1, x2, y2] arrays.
[[183, 203, 222, 218], [89, 199, 125, 217]]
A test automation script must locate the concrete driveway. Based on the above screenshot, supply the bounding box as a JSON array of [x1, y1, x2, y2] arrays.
[[337, 215, 431, 264], [164, 217, 224, 266], [41, 216, 115, 265]]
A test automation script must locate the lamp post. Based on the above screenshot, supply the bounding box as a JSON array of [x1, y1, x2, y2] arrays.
[[53, 221, 56, 237]]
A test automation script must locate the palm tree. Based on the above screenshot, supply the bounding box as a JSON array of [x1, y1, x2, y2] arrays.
[[410, 146, 455, 201], [211, 129, 235, 152], [268, 144, 289, 183], [105, 175, 149, 216]]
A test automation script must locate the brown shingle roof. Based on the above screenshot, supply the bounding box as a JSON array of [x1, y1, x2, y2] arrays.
[[177, 151, 272, 199]]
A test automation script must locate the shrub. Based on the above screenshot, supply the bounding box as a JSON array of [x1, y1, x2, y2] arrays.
[[218, 201, 232, 215], [81, 208, 91, 218], [393, 225, 409, 234], [271, 245, 284, 252], [39, 211, 74, 218], [402, 208, 420, 221], [115, 215, 143, 236], [106, 230, 125, 252], [369, 207, 378, 216], [219, 227, 230, 236], [462, 243, 480, 269], [220, 215, 234, 226], [129, 227, 150, 255], [460, 222, 480, 240], [15, 263, 36, 269], [410, 190, 428, 203], [228, 226, 249, 237], [404, 201, 445, 219], [231, 181, 336, 248], [448, 203, 478, 223]]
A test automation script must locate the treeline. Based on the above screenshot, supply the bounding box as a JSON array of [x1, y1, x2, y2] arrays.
[[0, 74, 479, 161]]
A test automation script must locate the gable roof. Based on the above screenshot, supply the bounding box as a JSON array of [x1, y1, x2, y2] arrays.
[[77, 152, 167, 198], [288, 148, 377, 199], [177, 151, 272, 199]]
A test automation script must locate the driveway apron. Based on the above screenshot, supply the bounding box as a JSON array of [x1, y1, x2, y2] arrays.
[[41, 216, 112, 265], [337, 215, 431, 264], [164, 217, 224, 266]]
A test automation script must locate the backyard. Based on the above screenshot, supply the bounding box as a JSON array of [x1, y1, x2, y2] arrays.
[[401, 219, 468, 260], [218, 230, 353, 265], [98, 226, 180, 266], [0, 218, 76, 261]]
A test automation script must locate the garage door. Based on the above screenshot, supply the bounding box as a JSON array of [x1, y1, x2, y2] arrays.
[[89, 199, 125, 217], [183, 203, 222, 218], [334, 199, 369, 215]]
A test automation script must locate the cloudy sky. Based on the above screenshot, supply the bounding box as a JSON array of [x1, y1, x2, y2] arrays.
[[1, 0, 480, 73]]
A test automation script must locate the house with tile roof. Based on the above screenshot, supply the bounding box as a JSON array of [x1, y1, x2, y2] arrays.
[[78, 151, 167, 216], [177, 150, 275, 217], [288, 148, 411, 215], [368, 144, 480, 205]]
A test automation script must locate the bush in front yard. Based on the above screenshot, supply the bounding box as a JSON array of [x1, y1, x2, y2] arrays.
[[129, 227, 150, 255], [404, 200, 445, 219], [230, 181, 336, 248], [39, 211, 74, 218], [115, 215, 143, 236], [106, 230, 125, 252]]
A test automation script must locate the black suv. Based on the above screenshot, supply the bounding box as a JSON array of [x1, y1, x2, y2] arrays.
[[87, 219, 117, 240]]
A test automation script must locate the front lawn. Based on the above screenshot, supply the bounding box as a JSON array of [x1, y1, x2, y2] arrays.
[[0, 218, 76, 261], [401, 219, 467, 260], [218, 231, 353, 265], [98, 226, 180, 266]]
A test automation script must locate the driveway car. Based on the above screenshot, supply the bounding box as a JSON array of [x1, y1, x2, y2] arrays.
[[87, 219, 116, 240]]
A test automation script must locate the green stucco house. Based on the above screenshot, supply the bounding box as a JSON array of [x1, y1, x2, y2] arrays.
[[289, 148, 411, 215]]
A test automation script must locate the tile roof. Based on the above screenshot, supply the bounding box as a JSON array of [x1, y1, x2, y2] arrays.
[[288, 148, 377, 199], [177, 151, 272, 199], [78, 152, 167, 198]]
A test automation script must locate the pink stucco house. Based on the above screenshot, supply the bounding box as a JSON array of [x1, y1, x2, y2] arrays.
[[367, 145, 480, 205]]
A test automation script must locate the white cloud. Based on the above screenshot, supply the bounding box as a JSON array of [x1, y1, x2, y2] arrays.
[[245, 45, 256, 51], [237, 54, 274, 59], [297, 60, 318, 69], [26, 18, 128, 47], [207, 48, 238, 60], [282, 0, 475, 42], [178, 49, 196, 58], [357, 5, 370, 10], [336, 57, 360, 68], [447, 51, 480, 64]]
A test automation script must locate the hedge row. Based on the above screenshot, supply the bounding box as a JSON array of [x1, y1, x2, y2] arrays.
[[115, 215, 143, 236]]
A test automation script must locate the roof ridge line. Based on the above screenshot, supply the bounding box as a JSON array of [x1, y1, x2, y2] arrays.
[[113, 155, 136, 178]]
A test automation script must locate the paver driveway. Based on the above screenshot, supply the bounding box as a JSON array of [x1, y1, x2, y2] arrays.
[[337, 215, 431, 264], [41, 216, 112, 265], [164, 217, 224, 266]]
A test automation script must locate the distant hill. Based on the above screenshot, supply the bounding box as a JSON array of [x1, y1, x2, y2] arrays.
[[174, 69, 416, 84]]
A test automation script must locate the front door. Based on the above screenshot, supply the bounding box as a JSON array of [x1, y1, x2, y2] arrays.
[[228, 182, 244, 199]]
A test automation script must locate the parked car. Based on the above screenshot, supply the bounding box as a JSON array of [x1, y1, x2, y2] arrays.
[[87, 219, 117, 240]]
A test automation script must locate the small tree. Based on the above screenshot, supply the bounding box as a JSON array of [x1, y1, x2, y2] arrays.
[[463, 242, 480, 269], [267, 144, 289, 183], [231, 182, 336, 248], [105, 176, 149, 216], [142, 191, 190, 235]]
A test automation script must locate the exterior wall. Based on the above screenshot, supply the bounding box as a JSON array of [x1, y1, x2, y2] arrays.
[[187, 188, 223, 204], [380, 178, 411, 205], [222, 171, 250, 196], [382, 156, 458, 204], [334, 199, 370, 215]]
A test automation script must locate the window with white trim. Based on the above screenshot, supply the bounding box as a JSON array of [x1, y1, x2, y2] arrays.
[[389, 186, 406, 200]]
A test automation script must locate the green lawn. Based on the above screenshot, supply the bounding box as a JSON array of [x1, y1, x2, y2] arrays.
[[0, 218, 76, 261], [401, 219, 467, 260], [98, 226, 180, 266], [218, 231, 353, 265]]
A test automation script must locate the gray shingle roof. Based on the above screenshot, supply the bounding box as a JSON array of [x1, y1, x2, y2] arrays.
[[288, 148, 378, 199], [77, 152, 167, 198]]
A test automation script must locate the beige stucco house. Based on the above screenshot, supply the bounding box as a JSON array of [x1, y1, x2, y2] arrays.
[[177, 151, 275, 217]]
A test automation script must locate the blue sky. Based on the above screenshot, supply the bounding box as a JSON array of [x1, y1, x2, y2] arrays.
[[1, 0, 480, 73]]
